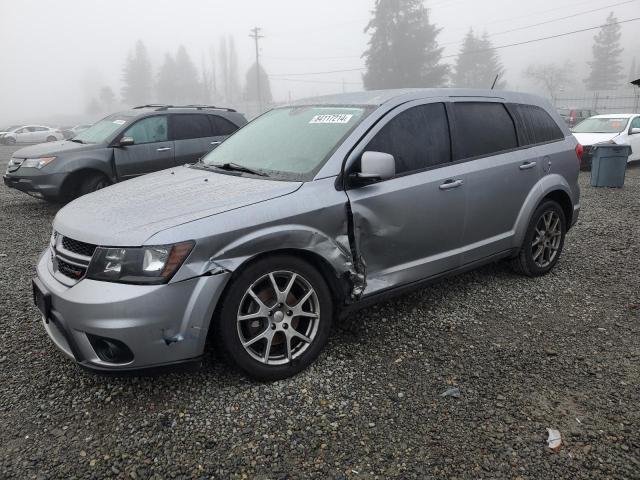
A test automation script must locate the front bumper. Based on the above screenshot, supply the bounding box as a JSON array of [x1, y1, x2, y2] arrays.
[[35, 249, 231, 372], [3, 170, 67, 200]]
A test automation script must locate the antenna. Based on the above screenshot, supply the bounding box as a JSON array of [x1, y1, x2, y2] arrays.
[[491, 74, 499, 90]]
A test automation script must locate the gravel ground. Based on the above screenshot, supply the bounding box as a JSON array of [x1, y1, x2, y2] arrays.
[[0, 144, 638, 479]]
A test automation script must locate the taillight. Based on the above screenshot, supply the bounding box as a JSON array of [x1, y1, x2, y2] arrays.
[[575, 143, 584, 164]]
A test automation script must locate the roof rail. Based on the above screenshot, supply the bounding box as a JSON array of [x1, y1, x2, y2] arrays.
[[164, 104, 237, 112], [133, 104, 172, 109], [133, 104, 237, 112]]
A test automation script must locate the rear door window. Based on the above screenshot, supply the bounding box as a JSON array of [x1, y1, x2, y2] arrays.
[[124, 116, 168, 144], [171, 114, 214, 140], [512, 104, 565, 145], [210, 116, 239, 136], [452, 102, 518, 159], [364, 102, 451, 175]]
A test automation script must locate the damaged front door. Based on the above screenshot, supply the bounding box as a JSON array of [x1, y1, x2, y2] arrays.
[[344, 102, 467, 297]]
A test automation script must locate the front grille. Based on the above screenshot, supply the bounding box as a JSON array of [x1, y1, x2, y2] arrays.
[[61, 236, 97, 257], [57, 258, 87, 280], [51, 233, 96, 281]]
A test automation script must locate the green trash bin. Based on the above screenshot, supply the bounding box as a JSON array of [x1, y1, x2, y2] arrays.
[[590, 144, 632, 188]]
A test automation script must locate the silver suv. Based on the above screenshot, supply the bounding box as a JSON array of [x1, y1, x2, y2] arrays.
[[33, 89, 581, 380]]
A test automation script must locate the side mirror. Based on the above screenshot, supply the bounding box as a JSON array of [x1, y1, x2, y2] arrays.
[[630, 128, 640, 135], [119, 136, 135, 147], [350, 151, 396, 185]]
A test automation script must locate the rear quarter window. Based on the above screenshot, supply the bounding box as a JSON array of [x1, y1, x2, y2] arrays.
[[511, 104, 564, 145], [210, 116, 240, 136], [452, 102, 518, 159]]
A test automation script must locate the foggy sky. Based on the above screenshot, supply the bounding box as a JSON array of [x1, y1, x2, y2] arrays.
[[1, 0, 639, 124]]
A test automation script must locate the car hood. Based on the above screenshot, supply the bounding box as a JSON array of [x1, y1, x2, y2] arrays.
[[572, 132, 620, 146], [54, 166, 303, 246], [11, 140, 100, 158]]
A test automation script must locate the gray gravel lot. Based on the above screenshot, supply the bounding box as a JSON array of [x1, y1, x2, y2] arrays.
[[0, 144, 638, 479]]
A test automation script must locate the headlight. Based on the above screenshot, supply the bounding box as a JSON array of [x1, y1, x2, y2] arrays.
[[22, 157, 56, 169], [86, 241, 194, 284]]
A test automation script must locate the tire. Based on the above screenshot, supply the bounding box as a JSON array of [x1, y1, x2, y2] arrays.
[[78, 174, 110, 197], [215, 255, 333, 380], [512, 200, 566, 277], [46, 136, 57, 142], [5, 137, 16, 145]]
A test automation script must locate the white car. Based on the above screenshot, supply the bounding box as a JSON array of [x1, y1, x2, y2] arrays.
[[572, 114, 640, 169], [0, 125, 64, 145]]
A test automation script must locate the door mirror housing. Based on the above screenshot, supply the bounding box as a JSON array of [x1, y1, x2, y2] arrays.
[[350, 151, 396, 185], [630, 127, 640, 135], [119, 136, 135, 147]]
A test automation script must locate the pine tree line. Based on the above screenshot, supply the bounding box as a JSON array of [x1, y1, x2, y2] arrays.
[[119, 38, 272, 108], [362, 1, 634, 93]]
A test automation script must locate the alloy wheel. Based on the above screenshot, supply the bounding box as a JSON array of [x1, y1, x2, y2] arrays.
[[236, 271, 320, 365], [532, 210, 562, 268]]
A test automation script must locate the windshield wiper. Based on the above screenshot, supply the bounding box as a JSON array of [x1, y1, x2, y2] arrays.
[[69, 138, 84, 144], [210, 162, 268, 177]]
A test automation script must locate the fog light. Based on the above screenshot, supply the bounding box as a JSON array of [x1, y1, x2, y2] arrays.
[[87, 335, 134, 364]]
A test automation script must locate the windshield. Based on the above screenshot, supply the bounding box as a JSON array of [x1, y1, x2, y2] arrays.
[[573, 117, 629, 134], [201, 106, 370, 181], [72, 114, 133, 144]]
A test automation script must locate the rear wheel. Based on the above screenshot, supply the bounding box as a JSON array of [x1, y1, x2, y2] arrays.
[[512, 200, 566, 277], [46, 136, 57, 142], [215, 255, 333, 380]]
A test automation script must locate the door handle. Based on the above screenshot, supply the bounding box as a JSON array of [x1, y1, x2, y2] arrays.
[[439, 179, 464, 190], [519, 161, 537, 170], [156, 147, 172, 152]]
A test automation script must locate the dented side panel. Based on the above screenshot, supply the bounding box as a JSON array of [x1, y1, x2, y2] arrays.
[[147, 177, 364, 298]]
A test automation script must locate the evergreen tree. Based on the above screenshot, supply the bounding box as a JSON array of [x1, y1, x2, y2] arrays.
[[584, 13, 624, 90], [173, 45, 202, 104], [363, 0, 448, 89], [156, 53, 179, 104], [452, 30, 506, 89], [98, 86, 116, 111], [244, 62, 273, 104], [121, 40, 153, 106]]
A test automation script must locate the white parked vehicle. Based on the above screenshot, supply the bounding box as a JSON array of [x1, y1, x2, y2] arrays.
[[0, 125, 65, 145], [572, 114, 640, 169]]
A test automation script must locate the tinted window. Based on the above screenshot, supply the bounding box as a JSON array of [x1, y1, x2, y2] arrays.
[[512, 104, 564, 145], [125, 116, 168, 144], [172, 114, 213, 140], [453, 103, 518, 159], [211, 116, 239, 136], [365, 103, 451, 175], [630, 117, 640, 129]]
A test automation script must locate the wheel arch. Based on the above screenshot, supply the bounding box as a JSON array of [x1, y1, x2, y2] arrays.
[[218, 247, 350, 314], [514, 175, 575, 248], [59, 167, 111, 197]]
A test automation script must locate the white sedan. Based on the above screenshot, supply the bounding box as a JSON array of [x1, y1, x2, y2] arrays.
[[572, 114, 640, 168], [0, 125, 65, 144]]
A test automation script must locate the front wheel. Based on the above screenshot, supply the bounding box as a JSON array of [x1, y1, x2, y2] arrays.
[[215, 255, 333, 380], [512, 200, 566, 277], [46, 136, 57, 142]]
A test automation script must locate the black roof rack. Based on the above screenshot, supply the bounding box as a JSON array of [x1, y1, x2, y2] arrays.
[[132, 104, 237, 112]]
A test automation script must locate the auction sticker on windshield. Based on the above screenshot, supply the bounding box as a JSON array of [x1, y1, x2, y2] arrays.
[[309, 114, 354, 124]]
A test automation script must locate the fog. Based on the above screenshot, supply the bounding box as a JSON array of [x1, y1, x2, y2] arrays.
[[1, 0, 639, 125]]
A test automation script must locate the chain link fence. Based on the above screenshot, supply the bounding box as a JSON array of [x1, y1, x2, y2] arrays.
[[553, 87, 640, 113]]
